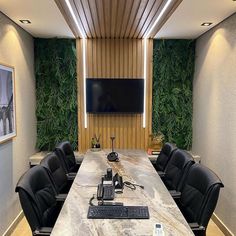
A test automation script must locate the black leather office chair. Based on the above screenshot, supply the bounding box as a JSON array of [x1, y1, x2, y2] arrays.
[[154, 142, 177, 173], [55, 141, 79, 179], [161, 149, 194, 192], [176, 163, 224, 236], [40, 152, 72, 194], [15, 165, 63, 236]]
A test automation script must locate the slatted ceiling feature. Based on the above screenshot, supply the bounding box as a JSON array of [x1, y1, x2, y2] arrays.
[[119, 0, 133, 38], [81, 0, 96, 37], [123, 0, 140, 38], [74, 0, 92, 38], [77, 38, 153, 152], [138, 0, 163, 37], [114, 0, 126, 38], [88, 0, 101, 37], [132, 0, 157, 38], [56, 0, 182, 38]]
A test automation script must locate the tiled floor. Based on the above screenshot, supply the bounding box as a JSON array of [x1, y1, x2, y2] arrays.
[[10, 216, 225, 236]]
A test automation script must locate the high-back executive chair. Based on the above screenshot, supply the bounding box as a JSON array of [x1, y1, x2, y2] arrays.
[[40, 152, 72, 194], [161, 149, 194, 192], [155, 142, 177, 173], [15, 165, 63, 236], [55, 141, 79, 179], [177, 163, 224, 235]]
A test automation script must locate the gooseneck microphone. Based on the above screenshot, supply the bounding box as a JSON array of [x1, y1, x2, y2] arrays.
[[107, 136, 119, 162]]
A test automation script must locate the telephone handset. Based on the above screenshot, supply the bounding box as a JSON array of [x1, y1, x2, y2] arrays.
[[97, 183, 104, 200], [113, 173, 124, 191], [97, 170, 115, 200]]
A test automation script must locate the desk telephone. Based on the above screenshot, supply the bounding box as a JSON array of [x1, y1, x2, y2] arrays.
[[97, 168, 123, 200]]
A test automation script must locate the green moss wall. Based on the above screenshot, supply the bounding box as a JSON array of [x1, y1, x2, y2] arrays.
[[34, 38, 78, 150], [152, 39, 195, 149]]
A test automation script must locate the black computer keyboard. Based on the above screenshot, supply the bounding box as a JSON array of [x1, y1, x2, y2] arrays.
[[87, 205, 149, 219]]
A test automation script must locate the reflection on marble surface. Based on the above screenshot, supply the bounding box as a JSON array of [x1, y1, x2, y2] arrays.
[[51, 149, 193, 236]]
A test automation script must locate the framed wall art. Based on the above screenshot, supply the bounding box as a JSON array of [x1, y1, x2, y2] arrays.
[[0, 64, 16, 144]]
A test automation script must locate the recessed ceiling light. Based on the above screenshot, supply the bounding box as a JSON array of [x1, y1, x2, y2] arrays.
[[201, 22, 213, 26], [19, 20, 31, 24]]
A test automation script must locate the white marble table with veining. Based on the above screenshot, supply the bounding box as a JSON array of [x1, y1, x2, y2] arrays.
[[51, 149, 194, 236]]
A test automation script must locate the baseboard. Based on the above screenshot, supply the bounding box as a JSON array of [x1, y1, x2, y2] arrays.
[[2, 210, 24, 236], [212, 213, 234, 236]]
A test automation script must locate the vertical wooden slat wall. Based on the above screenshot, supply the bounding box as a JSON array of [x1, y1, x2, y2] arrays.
[[77, 38, 153, 153]]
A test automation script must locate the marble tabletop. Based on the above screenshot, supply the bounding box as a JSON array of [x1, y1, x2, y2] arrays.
[[51, 149, 194, 236]]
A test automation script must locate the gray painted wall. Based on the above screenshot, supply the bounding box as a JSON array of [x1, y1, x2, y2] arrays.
[[193, 13, 236, 234], [0, 13, 36, 235]]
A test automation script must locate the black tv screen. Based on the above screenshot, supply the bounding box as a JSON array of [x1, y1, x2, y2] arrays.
[[86, 79, 144, 113]]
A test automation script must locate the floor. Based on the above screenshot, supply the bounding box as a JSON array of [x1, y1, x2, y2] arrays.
[[10, 216, 225, 236]]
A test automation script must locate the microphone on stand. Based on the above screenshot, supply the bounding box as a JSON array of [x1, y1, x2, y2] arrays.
[[107, 136, 119, 162]]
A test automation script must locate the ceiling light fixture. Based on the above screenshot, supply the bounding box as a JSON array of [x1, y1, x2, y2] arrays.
[[201, 22, 213, 26], [19, 20, 31, 24]]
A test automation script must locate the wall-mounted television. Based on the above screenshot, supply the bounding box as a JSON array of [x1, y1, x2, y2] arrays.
[[86, 78, 144, 114]]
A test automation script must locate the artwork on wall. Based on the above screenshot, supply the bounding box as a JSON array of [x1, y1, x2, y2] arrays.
[[0, 64, 16, 144]]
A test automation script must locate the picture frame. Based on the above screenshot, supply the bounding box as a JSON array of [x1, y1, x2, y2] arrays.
[[0, 64, 16, 144]]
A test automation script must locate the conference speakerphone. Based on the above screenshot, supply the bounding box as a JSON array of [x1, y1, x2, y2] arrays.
[[87, 205, 149, 219]]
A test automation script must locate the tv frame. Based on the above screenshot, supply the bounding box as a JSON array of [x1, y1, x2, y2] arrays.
[[86, 78, 144, 114]]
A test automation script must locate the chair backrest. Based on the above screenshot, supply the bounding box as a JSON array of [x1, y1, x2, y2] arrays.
[[15, 165, 60, 232], [40, 152, 69, 194], [55, 141, 77, 173], [179, 163, 224, 228], [163, 149, 194, 191], [155, 142, 177, 171]]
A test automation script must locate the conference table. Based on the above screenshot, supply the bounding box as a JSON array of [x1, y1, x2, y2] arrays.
[[51, 149, 194, 236]]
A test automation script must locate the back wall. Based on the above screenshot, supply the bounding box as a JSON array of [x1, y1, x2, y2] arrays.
[[77, 39, 153, 152]]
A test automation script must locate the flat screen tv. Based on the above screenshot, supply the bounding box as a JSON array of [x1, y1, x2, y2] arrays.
[[86, 78, 144, 113]]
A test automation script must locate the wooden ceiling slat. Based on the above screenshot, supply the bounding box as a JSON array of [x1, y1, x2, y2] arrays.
[[110, 0, 119, 38], [88, 0, 101, 37], [124, 0, 141, 38], [103, 0, 111, 38], [119, 0, 135, 38], [81, 0, 96, 38], [74, 0, 92, 37], [96, 0, 106, 38], [137, 0, 163, 38], [128, 0, 149, 38], [133, 0, 157, 38], [115, 0, 127, 38]]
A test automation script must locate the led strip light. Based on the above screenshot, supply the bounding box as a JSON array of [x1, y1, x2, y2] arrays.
[[65, 0, 87, 128], [142, 0, 173, 128]]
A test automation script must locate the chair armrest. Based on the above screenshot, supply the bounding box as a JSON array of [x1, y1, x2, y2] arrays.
[[158, 171, 165, 178], [33, 227, 52, 236], [56, 193, 67, 201], [189, 223, 205, 231], [66, 173, 76, 181], [169, 190, 181, 199]]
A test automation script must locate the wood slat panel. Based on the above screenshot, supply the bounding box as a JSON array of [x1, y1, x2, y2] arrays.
[[77, 39, 153, 152], [73, 0, 92, 38], [133, 0, 156, 38], [81, 0, 96, 37], [56, 0, 182, 39]]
